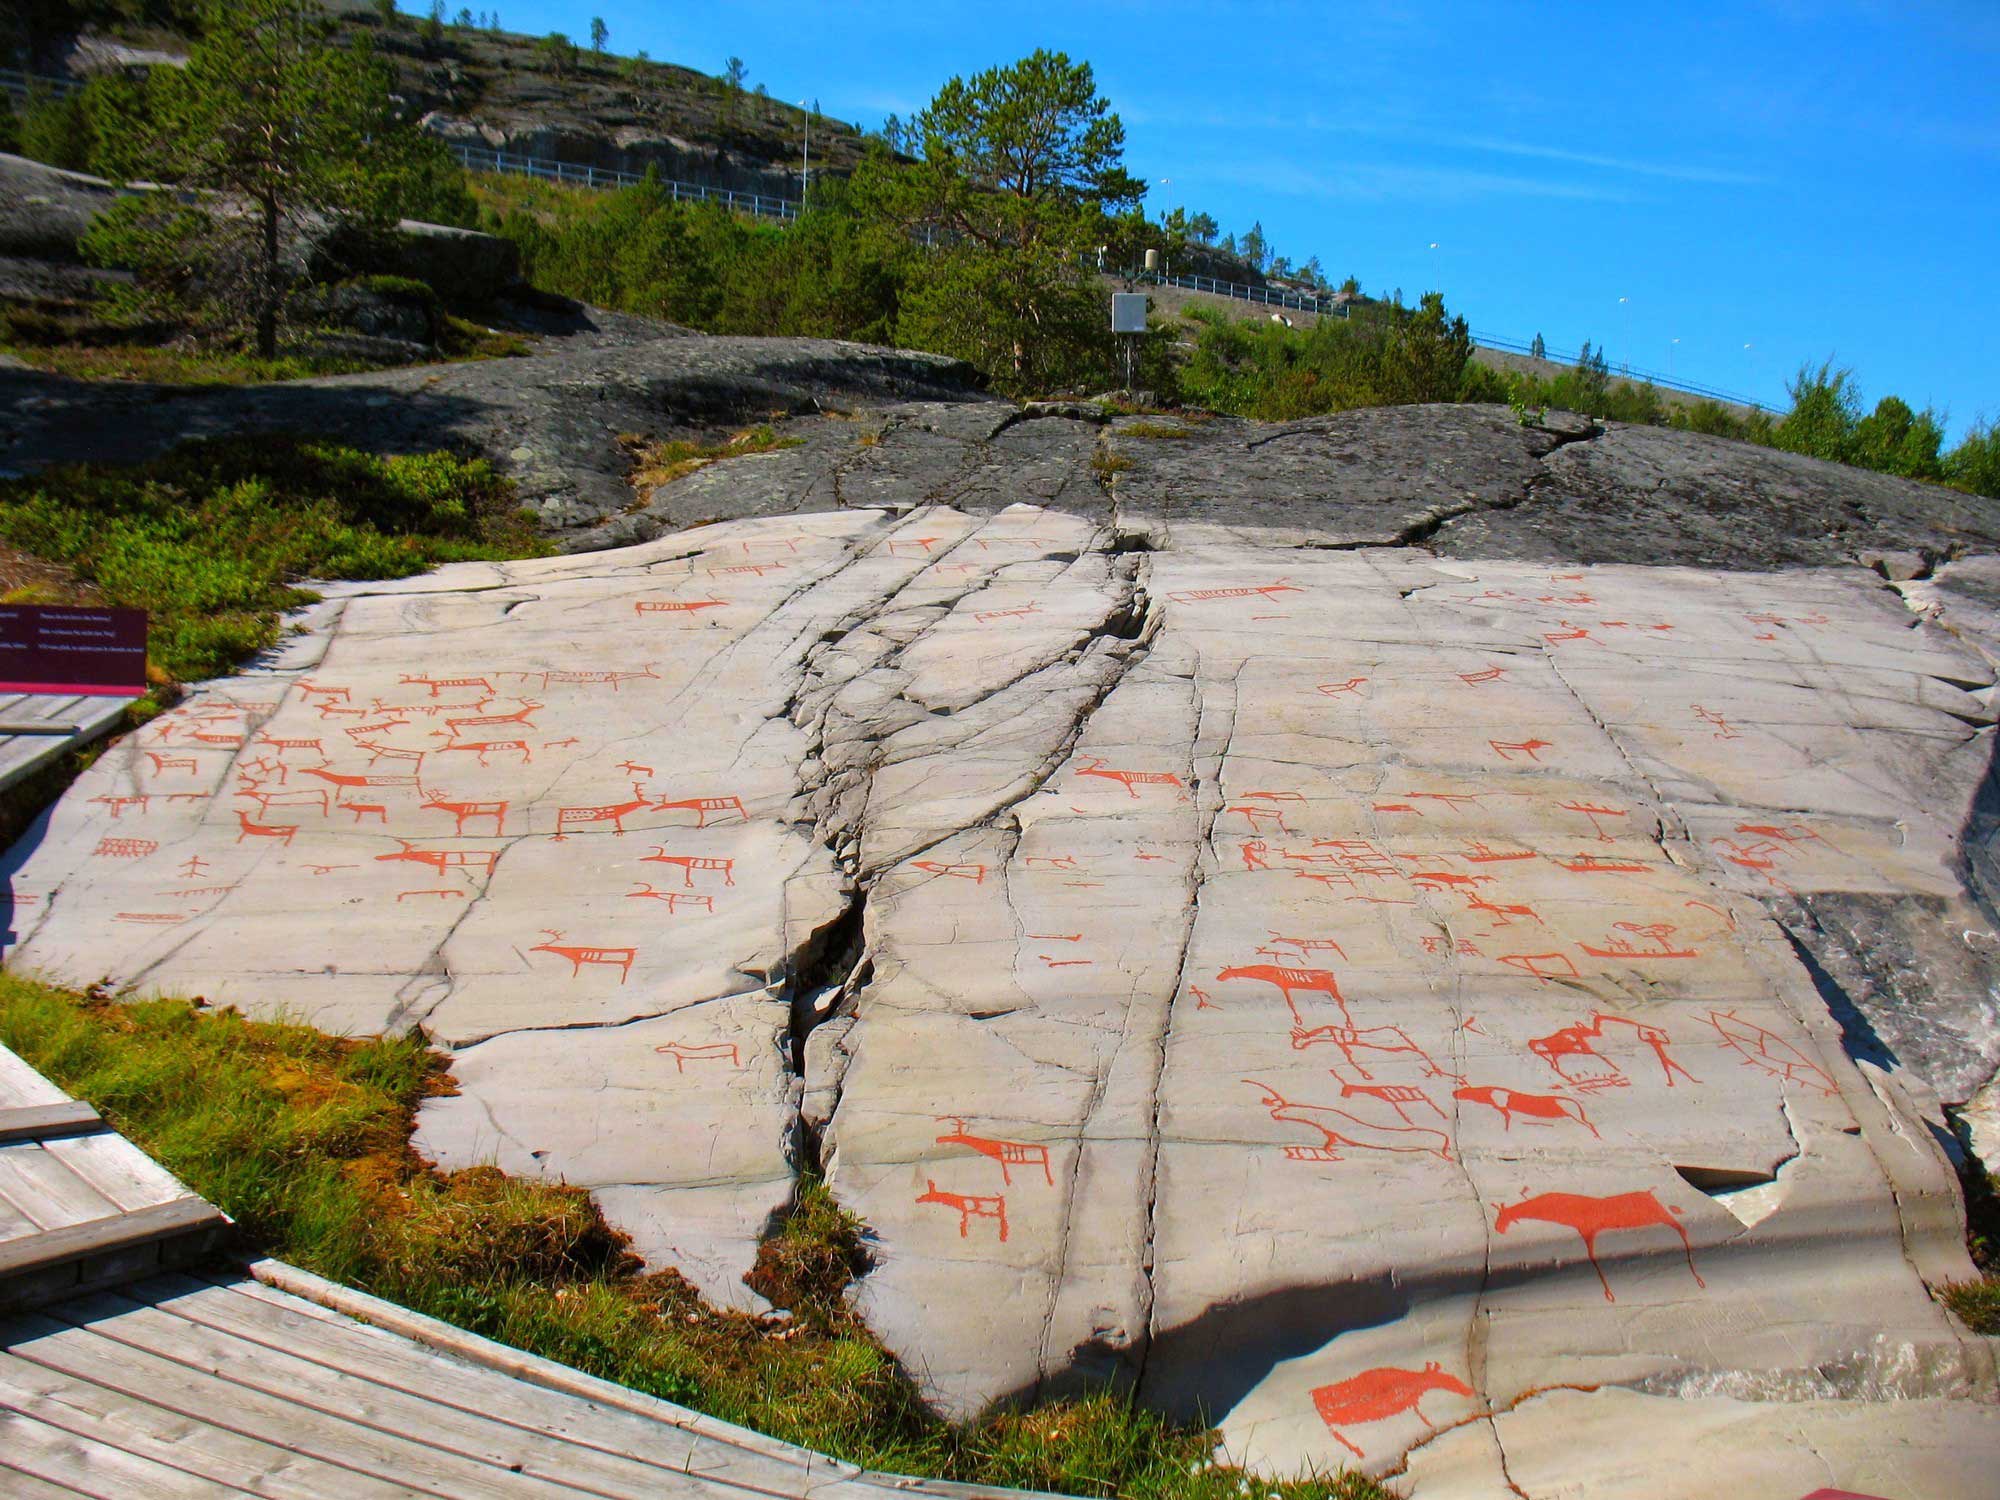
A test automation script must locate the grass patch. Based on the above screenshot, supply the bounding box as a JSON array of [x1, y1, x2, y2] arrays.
[[618, 424, 804, 502], [1091, 448, 1135, 478], [1942, 1161, 2000, 1333], [0, 437, 551, 685], [1118, 422, 1195, 440], [0, 976, 1391, 1499], [0, 341, 383, 385]]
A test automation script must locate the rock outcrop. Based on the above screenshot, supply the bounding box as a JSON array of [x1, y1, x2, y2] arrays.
[[7, 385, 2000, 1498]]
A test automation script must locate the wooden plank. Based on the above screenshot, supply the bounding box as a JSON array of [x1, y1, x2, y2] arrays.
[[0, 1349, 431, 1500], [0, 1049, 69, 1110], [153, 1276, 831, 1490], [0, 1143, 119, 1232], [0, 1408, 245, 1498], [44, 1134, 190, 1214], [0, 1199, 223, 1278], [0, 1463, 92, 1499], [11, 1304, 622, 1499], [0, 1104, 103, 1145]]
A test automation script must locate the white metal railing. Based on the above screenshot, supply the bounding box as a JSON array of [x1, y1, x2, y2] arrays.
[[0, 66, 81, 100], [1469, 329, 1764, 410], [449, 144, 799, 221]]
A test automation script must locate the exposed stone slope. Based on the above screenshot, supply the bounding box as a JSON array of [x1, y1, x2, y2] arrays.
[[7, 389, 2000, 1497]]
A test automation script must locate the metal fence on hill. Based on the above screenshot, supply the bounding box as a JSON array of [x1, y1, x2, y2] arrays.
[[446, 143, 801, 222]]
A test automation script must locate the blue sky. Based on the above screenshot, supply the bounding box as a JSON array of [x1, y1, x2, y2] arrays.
[[451, 1, 1997, 435]]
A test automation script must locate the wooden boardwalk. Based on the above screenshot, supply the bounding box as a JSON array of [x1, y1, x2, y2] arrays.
[[0, 1044, 1049, 1499], [0, 1045, 227, 1310], [0, 693, 137, 795]]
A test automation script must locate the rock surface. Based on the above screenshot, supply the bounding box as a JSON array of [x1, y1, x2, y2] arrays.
[[8, 386, 2000, 1496]]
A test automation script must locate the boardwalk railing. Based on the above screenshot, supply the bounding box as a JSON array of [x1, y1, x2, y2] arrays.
[[1469, 330, 1764, 410], [449, 143, 800, 221], [0, 66, 80, 101]]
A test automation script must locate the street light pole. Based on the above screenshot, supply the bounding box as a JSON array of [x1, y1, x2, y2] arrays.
[[798, 100, 810, 204], [1618, 296, 1629, 375]]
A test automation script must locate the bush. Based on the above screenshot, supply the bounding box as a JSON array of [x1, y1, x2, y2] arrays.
[[1947, 418, 2000, 500], [0, 437, 547, 683]]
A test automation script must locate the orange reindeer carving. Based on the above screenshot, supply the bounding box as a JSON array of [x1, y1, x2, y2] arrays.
[[625, 884, 715, 914], [528, 930, 636, 984], [443, 701, 542, 735], [935, 1117, 1054, 1186], [1074, 756, 1187, 799], [1492, 1189, 1704, 1301], [640, 850, 736, 887], [1453, 1085, 1600, 1138], [1242, 1079, 1453, 1164], [655, 1041, 740, 1072], [1528, 1012, 1697, 1091], [143, 753, 199, 776], [401, 673, 494, 698], [554, 787, 654, 839], [235, 809, 298, 846], [423, 791, 508, 836], [914, 1180, 1008, 1242], [1217, 963, 1349, 1025], [652, 793, 748, 828], [1290, 1023, 1458, 1082], [1309, 1363, 1475, 1459], [375, 839, 500, 880]]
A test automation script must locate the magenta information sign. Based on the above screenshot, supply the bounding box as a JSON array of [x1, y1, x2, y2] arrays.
[[0, 604, 148, 696]]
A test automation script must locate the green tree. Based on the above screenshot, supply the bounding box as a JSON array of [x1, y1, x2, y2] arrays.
[[1530, 332, 1546, 360], [1947, 419, 2000, 500], [1774, 360, 1862, 464], [538, 31, 576, 77], [372, 0, 396, 23], [454, 8, 472, 27], [84, 0, 441, 357], [1237, 220, 1267, 271], [870, 50, 1141, 390], [1850, 394, 1945, 480], [1380, 291, 1472, 403], [589, 16, 607, 52], [1187, 210, 1218, 244], [421, 0, 444, 51]]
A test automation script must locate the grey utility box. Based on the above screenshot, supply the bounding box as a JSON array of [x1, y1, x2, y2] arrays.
[[1111, 293, 1149, 333]]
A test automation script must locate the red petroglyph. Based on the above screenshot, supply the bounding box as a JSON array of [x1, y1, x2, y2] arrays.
[[1040, 956, 1092, 967], [439, 739, 531, 767], [1317, 677, 1368, 696], [443, 701, 542, 736], [304, 864, 357, 876], [615, 760, 654, 778], [1218, 963, 1350, 1025], [909, 860, 986, 883], [624, 885, 715, 914], [240, 756, 287, 783], [553, 788, 654, 839], [344, 722, 410, 740], [299, 767, 419, 792], [1492, 1189, 1703, 1301], [1735, 821, 1825, 846], [254, 734, 325, 758], [1490, 738, 1553, 762], [376, 839, 501, 880], [89, 795, 150, 818], [1372, 803, 1422, 815], [515, 663, 661, 692], [655, 1041, 741, 1072], [1556, 800, 1627, 840], [1543, 621, 1599, 646], [113, 912, 185, 924], [1290, 1024, 1458, 1081], [1166, 580, 1302, 604], [1074, 756, 1188, 799], [1463, 842, 1536, 862], [1029, 933, 1083, 942], [653, 794, 748, 828], [422, 793, 508, 836], [1463, 895, 1543, 929], [176, 856, 211, 878], [1458, 666, 1507, 685], [1579, 922, 1698, 959], [369, 699, 489, 718], [1707, 1010, 1838, 1096], [935, 1117, 1054, 1186], [528, 930, 636, 984], [1500, 951, 1582, 983], [640, 849, 736, 887], [397, 889, 466, 902], [745, 536, 805, 554], [1694, 705, 1740, 740], [1528, 1012, 1697, 1090], [296, 680, 350, 702], [163, 793, 205, 803], [143, 754, 199, 776], [163, 886, 235, 900], [1259, 931, 1349, 962], [1241, 841, 1273, 872], [235, 811, 297, 846], [1023, 856, 1080, 871], [341, 802, 388, 824], [187, 729, 244, 746], [1410, 870, 1494, 893], [1554, 854, 1650, 874], [635, 598, 728, 616], [1328, 1068, 1448, 1123], [1684, 898, 1737, 928], [1453, 1085, 1600, 1138], [542, 737, 580, 749], [1309, 1363, 1475, 1460], [358, 740, 426, 770], [1192, 987, 1218, 1010], [973, 601, 1043, 624], [887, 536, 942, 557], [915, 1180, 1008, 1241], [1242, 1079, 1454, 1164], [235, 789, 330, 818], [401, 673, 494, 698], [1229, 803, 1293, 836]]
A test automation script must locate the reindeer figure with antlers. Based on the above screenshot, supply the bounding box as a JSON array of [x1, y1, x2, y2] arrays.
[[934, 1118, 1054, 1186], [527, 930, 637, 984]]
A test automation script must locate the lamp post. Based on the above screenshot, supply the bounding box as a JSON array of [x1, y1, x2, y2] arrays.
[[1618, 296, 1629, 375], [798, 99, 810, 204]]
